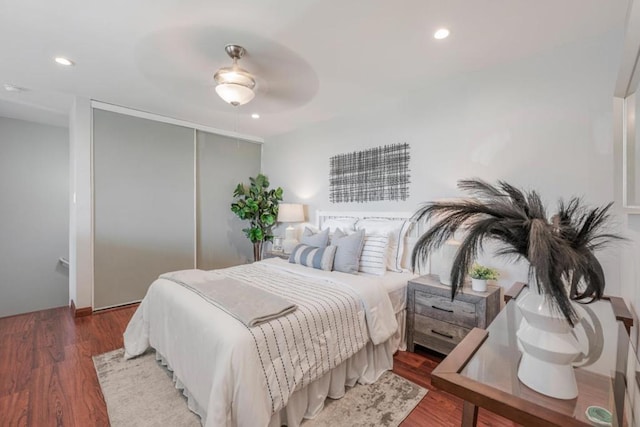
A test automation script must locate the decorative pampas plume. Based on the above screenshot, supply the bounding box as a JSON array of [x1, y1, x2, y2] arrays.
[[411, 179, 623, 325]]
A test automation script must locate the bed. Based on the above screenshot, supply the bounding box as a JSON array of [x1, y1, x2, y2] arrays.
[[123, 211, 419, 427]]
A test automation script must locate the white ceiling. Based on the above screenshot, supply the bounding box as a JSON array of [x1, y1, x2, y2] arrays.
[[0, 0, 629, 137]]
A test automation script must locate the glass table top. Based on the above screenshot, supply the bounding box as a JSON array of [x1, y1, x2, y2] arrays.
[[459, 288, 639, 426]]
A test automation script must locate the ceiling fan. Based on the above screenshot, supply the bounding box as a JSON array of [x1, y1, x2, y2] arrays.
[[213, 44, 256, 107]]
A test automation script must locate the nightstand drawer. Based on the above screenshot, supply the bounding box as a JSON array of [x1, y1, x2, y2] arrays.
[[413, 314, 471, 355], [414, 290, 477, 329], [264, 251, 290, 260], [406, 274, 500, 354]]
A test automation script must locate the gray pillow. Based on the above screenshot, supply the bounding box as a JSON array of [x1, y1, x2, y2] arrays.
[[331, 229, 365, 274], [301, 227, 330, 248]]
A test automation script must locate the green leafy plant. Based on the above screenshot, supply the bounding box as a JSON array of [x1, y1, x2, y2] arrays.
[[230, 174, 283, 261], [411, 179, 623, 325], [469, 264, 499, 280]]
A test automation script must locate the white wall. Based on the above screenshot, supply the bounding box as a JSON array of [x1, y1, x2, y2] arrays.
[[263, 30, 624, 294], [0, 116, 69, 317], [616, 96, 640, 346], [69, 97, 93, 310]]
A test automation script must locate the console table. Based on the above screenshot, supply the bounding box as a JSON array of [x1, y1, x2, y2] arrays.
[[431, 283, 636, 426]]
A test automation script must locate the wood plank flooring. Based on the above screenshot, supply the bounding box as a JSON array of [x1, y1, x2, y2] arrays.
[[0, 305, 516, 426], [392, 347, 516, 427]]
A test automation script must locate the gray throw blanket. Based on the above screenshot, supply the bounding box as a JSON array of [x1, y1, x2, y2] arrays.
[[159, 270, 297, 327]]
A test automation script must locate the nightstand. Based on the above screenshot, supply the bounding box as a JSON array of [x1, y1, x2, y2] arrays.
[[263, 250, 290, 260], [407, 274, 500, 355]]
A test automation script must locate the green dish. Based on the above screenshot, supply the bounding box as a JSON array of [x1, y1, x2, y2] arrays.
[[585, 406, 612, 426]]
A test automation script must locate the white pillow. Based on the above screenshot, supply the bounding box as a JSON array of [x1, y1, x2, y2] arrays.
[[358, 234, 389, 276], [321, 217, 358, 233], [355, 219, 410, 272]]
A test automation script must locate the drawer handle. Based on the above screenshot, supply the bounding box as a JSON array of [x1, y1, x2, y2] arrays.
[[431, 329, 454, 339], [432, 305, 454, 313]]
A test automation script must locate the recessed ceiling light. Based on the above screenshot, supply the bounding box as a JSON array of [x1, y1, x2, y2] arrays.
[[3, 83, 27, 93], [434, 28, 450, 40], [251, 113, 260, 119], [54, 57, 74, 66]]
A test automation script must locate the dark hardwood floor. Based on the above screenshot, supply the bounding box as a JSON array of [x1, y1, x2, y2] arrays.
[[0, 305, 516, 426], [393, 348, 516, 427]]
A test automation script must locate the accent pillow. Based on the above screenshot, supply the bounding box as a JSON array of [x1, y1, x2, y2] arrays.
[[320, 217, 358, 233], [355, 219, 410, 272], [300, 227, 330, 248], [288, 244, 336, 271], [331, 229, 365, 274], [358, 234, 389, 276]]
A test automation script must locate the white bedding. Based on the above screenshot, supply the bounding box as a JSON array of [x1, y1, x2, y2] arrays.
[[123, 259, 412, 427], [261, 258, 414, 314]]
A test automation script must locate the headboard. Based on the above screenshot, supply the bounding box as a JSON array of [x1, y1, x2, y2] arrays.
[[316, 210, 427, 273]]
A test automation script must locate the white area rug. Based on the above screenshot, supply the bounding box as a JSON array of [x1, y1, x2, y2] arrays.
[[94, 348, 427, 427]]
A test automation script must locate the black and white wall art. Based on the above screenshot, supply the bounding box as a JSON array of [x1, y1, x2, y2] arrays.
[[329, 143, 411, 203]]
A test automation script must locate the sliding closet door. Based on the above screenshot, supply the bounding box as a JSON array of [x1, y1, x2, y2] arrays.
[[197, 131, 261, 269], [93, 110, 195, 309]]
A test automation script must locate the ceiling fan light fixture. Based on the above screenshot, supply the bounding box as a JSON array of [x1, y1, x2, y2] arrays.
[[214, 44, 256, 107], [215, 82, 255, 107]]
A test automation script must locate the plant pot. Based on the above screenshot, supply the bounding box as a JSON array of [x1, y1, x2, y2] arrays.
[[253, 241, 264, 262], [471, 278, 487, 292], [516, 283, 582, 399]]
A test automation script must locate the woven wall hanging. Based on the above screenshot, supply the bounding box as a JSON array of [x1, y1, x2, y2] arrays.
[[329, 143, 410, 203]]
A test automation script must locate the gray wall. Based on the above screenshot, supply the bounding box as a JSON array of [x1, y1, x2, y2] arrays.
[[0, 117, 69, 317], [263, 30, 623, 294]]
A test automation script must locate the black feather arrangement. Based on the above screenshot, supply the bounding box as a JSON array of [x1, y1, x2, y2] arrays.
[[411, 179, 623, 325]]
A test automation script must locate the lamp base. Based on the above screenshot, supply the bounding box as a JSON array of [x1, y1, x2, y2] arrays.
[[283, 239, 298, 254], [438, 239, 460, 285], [283, 226, 298, 254]]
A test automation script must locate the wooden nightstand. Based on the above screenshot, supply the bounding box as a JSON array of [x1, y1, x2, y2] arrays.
[[407, 274, 500, 355], [263, 250, 290, 260]]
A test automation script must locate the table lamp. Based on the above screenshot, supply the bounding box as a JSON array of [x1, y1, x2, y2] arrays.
[[277, 203, 305, 253], [438, 238, 461, 285]]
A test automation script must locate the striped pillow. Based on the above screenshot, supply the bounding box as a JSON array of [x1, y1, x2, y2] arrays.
[[288, 244, 337, 271], [355, 219, 409, 272], [358, 234, 389, 276]]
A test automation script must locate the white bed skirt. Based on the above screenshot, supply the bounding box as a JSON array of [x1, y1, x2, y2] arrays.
[[156, 309, 406, 427]]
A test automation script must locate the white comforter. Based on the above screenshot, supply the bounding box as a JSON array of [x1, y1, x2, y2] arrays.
[[123, 259, 398, 427]]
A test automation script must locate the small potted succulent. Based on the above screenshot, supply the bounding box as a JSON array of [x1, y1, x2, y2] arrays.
[[468, 263, 499, 292]]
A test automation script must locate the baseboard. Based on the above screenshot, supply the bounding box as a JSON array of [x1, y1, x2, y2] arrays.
[[92, 301, 141, 313], [69, 299, 92, 318]]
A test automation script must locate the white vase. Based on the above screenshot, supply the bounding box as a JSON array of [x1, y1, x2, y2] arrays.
[[471, 278, 487, 292], [516, 283, 583, 399]]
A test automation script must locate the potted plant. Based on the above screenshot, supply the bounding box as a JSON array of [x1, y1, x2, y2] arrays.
[[230, 174, 283, 261], [411, 178, 622, 399], [468, 264, 498, 292]]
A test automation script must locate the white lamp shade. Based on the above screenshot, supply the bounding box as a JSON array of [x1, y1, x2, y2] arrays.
[[215, 83, 255, 106], [278, 203, 304, 223]]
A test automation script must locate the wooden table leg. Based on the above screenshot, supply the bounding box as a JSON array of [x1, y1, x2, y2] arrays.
[[462, 401, 479, 427]]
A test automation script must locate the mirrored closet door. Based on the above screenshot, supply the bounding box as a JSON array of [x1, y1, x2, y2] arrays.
[[196, 131, 261, 270], [93, 109, 262, 309], [93, 110, 195, 309]]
